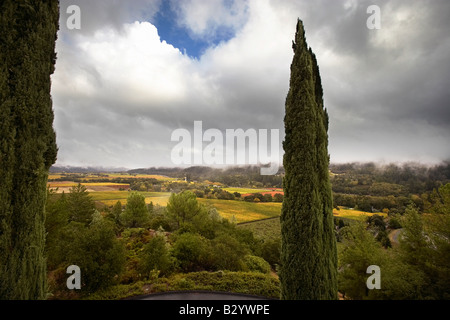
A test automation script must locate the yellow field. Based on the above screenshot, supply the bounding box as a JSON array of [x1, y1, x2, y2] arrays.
[[223, 187, 271, 194], [89, 191, 172, 207], [332, 207, 387, 221], [196, 201, 386, 224], [198, 198, 282, 223], [95, 174, 175, 181], [48, 173, 176, 181], [48, 182, 130, 187], [100, 195, 171, 207], [47, 175, 387, 224]]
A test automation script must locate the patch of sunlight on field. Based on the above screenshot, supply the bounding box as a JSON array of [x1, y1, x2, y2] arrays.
[[48, 174, 63, 180], [92, 192, 171, 207], [333, 206, 387, 221], [89, 191, 131, 200], [223, 187, 271, 194], [198, 198, 282, 223], [48, 182, 130, 187], [48, 173, 176, 181], [96, 174, 176, 181], [144, 195, 171, 206]]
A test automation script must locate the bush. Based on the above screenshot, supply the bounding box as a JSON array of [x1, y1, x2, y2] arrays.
[[273, 193, 284, 202], [88, 271, 281, 300], [139, 235, 174, 277], [169, 271, 280, 299], [210, 234, 247, 271], [243, 255, 271, 274], [367, 214, 386, 231], [260, 238, 281, 268], [194, 190, 205, 198], [63, 218, 126, 293], [388, 214, 402, 229], [148, 206, 175, 231], [244, 195, 255, 202], [216, 190, 235, 200], [261, 194, 273, 202], [171, 232, 213, 272]]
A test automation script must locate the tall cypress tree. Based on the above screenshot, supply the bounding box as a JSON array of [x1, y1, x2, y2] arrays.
[[280, 19, 337, 300], [0, 0, 59, 299]]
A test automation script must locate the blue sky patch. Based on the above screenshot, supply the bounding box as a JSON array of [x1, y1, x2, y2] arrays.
[[152, 1, 237, 59]]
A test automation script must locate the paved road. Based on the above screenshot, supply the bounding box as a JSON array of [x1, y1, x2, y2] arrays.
[[135, 291, 272, 300], [389, 228, 403, 245]]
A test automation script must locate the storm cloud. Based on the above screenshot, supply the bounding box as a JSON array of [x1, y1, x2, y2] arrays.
[[52, 0, 450, 169]]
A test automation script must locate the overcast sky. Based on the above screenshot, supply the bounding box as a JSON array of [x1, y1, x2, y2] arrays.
[[51, 0, 450, 170]]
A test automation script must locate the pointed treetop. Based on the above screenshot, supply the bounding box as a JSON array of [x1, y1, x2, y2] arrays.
[[296, 18, 304, 32], [293, 18, 306, 51]]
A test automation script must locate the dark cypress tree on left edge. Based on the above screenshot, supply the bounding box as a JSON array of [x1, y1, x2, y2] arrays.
[[0, 0, 59, 299], [279, 19, 337, 300]]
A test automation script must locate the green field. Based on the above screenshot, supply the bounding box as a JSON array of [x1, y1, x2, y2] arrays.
[[238, 218, 281, 241], [198, 198, 282, 223]]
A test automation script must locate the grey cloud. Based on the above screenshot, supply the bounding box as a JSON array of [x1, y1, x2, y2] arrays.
[[302, 0, 450, 162], [52, 0, 450, 168]]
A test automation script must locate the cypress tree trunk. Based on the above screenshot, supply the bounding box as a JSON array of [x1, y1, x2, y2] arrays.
[[0, 0, 59, 299], [280, 19, 337, 300]]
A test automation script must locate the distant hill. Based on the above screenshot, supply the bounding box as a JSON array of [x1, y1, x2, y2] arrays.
[[49, 165, 129, 173]]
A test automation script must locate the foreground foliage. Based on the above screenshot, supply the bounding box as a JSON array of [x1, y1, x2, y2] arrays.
[[86, 271, 280, 300], [338, 184, 450, 299]]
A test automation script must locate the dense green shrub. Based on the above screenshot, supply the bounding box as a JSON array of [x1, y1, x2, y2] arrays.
[[260, 238, 281, 268], [62, 218, 126, 293], [171, 232, 213, 272], [243, 255, 271, 274], [169, 272, 280, 299], [85, 271, 281, 300], [210, 234, 248, 271], [139, 235, 174, 277]]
